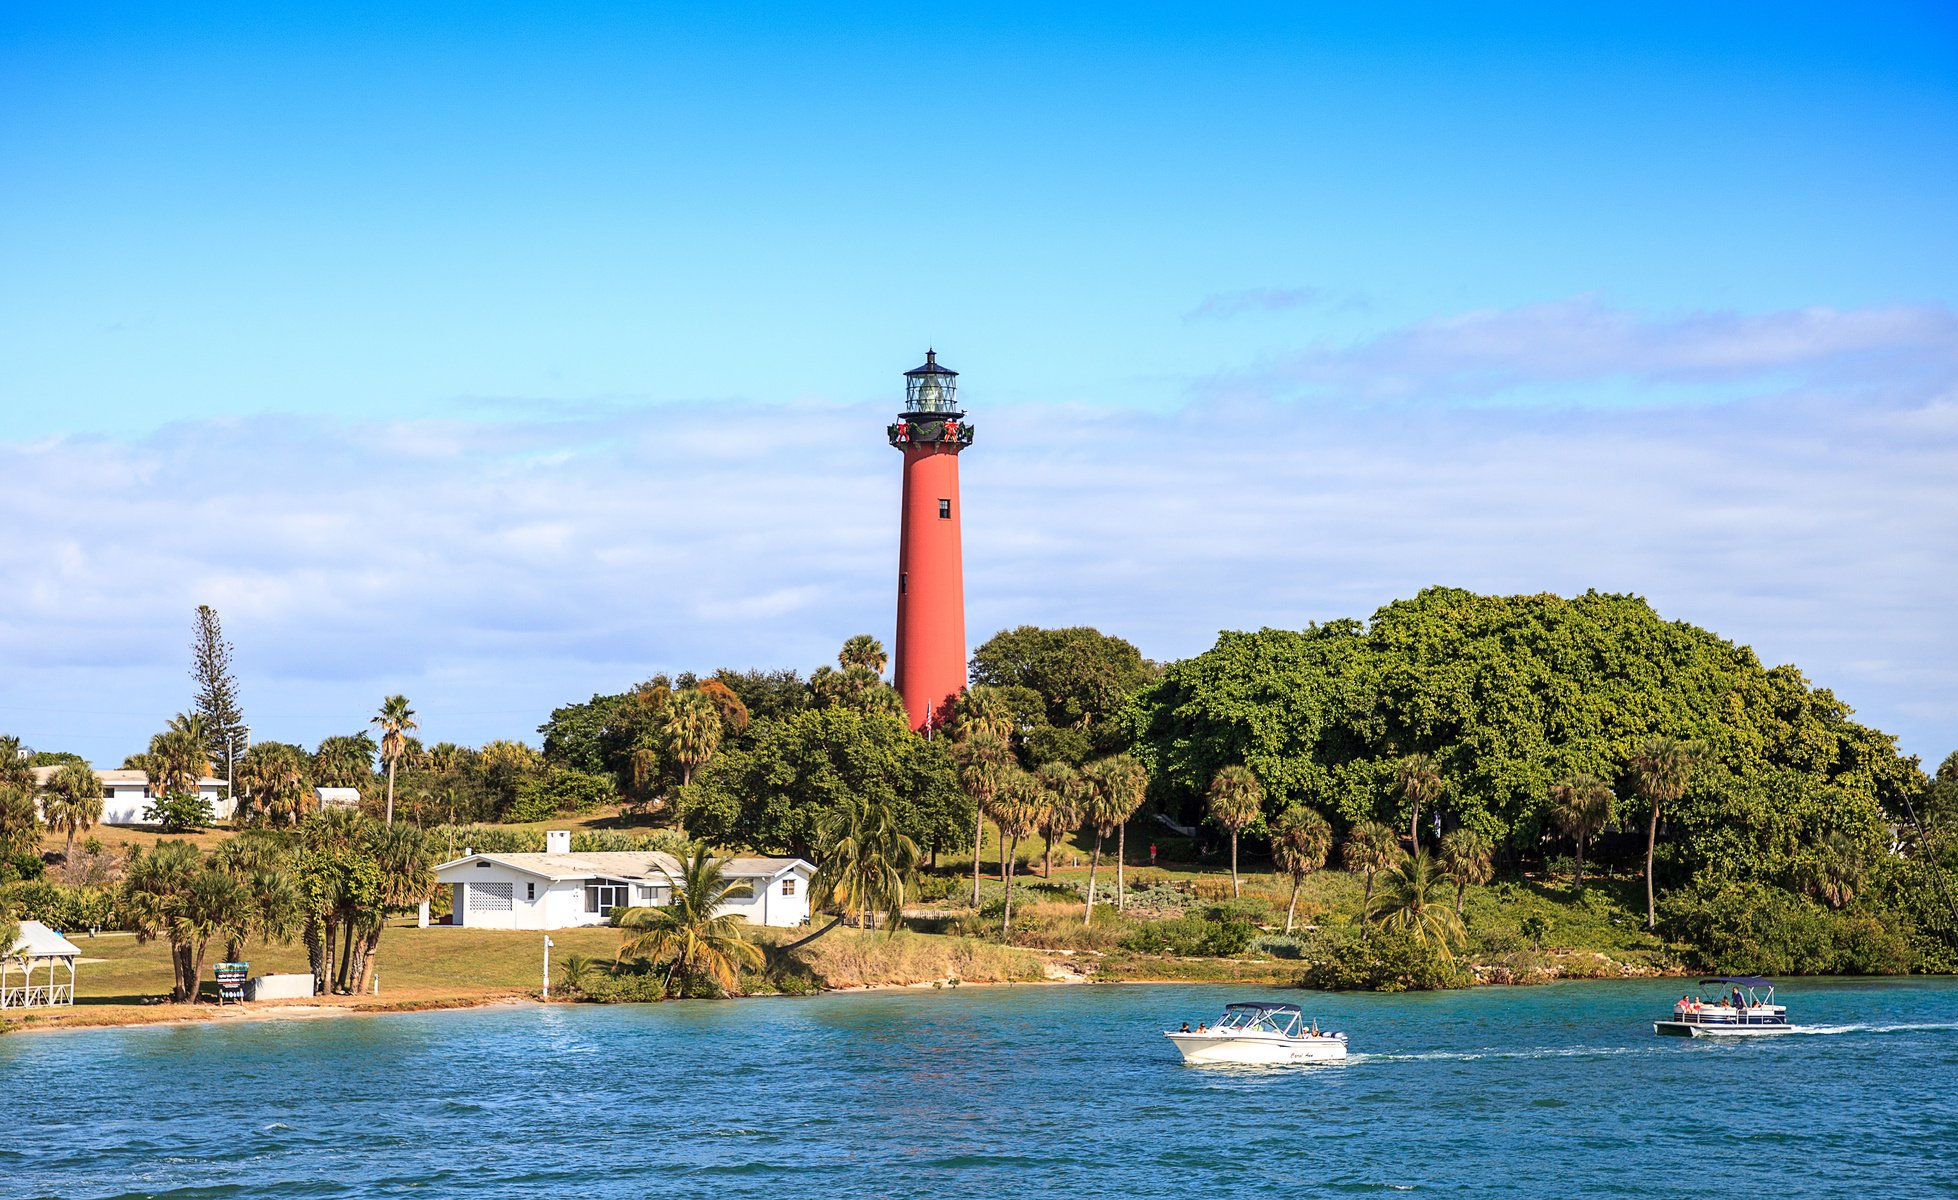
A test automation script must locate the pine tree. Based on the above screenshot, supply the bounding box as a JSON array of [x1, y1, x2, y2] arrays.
[[191, 606, 247, 770]]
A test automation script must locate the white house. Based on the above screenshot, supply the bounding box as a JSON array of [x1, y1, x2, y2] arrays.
[[30, 766, 232, 825], [434, 830, 815, 930], [315, 787, 361, 810]]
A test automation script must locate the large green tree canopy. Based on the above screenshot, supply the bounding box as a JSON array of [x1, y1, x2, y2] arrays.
[[969, 625, 1159, 765], [678, 707, 969, 860], [1129, 588, 1920, 855]]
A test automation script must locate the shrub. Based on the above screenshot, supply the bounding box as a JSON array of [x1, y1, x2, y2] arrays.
[[145, 793, 215, 833], [0, 851, 44, 884], [1120, 914, 1254, 957], [1300, 929, 1469, 992], [507, 769, 619, 823], [1662, 879, 1914, 976]]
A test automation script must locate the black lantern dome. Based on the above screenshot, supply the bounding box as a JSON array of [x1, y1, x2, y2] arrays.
[[903, 348, 959, 413]]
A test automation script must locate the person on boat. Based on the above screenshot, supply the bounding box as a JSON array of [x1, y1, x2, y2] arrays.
[[1196, 1022, 1207, 1033], [1732, 987, 1745, 1011], [1179, 1022, 1191, 1033]]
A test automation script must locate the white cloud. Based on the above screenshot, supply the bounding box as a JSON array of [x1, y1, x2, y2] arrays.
[[1, 298, 1952, 765]]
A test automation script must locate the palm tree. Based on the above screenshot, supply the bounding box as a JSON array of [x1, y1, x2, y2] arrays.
[[1630, 736, 1704, 930], [0, 735, 32, 791], [0, 785, 39, 858], [1365, 850, 1466, 953], [1801, 832, 1865, 909], [1034, 761, 1082, 879], [210, 837, 302, 962], [1207, 765, 1264, 899], [662, 688, 723, 787], [954, 731, 1013, 906], [615, 847, 764, 996], [1548, 773, 1614, 888], [349, 821, 440, 994], [992, 767, 1047, 936], [124, 841, 246, 1003], [149, 716, 212, 801], [1395, 753, 1444, 851], [1077, 757, 1126, 923], [1272, 806, 1333, 933], [312, 733, 378, 790], [812, 792, 921, 931], [838, 634, 889, 675], [949, 686, 1015, 744], [371, 695, 418, 825], [238, 742, 312, 826], [42, 763, 103, 863], [1095, 754, 1150, 910], [1342, 820, 1403, 907], [1435, 828, 1494, 916]]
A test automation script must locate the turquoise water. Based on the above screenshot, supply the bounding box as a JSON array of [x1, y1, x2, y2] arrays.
[[4, 978, 1956, 1198]]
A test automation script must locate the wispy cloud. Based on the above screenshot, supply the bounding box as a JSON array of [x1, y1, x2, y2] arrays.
[[1185, 286, 1328, 321], [1225, 295, 1958, 403], [2, 298, 1953, 764]]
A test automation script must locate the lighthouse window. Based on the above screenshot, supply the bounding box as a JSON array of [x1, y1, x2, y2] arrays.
[[938, 499, 951, 519], [899, 573, 907, 595]]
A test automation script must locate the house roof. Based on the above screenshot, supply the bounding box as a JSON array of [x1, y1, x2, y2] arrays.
[[30, 766, 223, 789], [6, 920, 82, 961], [436, 850, 811, 883]]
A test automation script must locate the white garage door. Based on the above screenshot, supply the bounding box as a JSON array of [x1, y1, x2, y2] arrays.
[[469, 882, 514, 912]]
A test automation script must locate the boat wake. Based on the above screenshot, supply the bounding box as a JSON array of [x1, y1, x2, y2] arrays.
[[1351, 1045, 1648, 1065], [1783, 1021, 1958, 1036]]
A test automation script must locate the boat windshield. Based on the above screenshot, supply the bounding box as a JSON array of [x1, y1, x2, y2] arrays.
[[1216, 1006, 1302, 1036]]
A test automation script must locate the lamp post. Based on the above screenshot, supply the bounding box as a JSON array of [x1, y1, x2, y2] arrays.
[[543, 936, 554, 999]]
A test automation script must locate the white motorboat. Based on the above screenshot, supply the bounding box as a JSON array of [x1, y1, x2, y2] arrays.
[[1165, 1002, 1348, 1064], [1654, 976, 1794, 1037]]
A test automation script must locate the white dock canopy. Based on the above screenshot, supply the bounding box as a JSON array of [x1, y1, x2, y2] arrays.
[[2, 920, 81, 1008]]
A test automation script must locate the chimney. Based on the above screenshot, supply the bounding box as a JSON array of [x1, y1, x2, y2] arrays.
[[545, 829, 571, 855]]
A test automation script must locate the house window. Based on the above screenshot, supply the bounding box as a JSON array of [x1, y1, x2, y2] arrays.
[[781, 878, 796, 896], [526, 882, 536, 901], [938, 498, 951, 519], [584, 882, 630, 915], [638, 885, 664, 904]]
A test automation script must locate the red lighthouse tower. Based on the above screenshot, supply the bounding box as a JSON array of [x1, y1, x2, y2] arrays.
[[888, 350, 974, 732]]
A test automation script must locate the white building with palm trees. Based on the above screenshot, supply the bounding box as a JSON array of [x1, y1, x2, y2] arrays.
[[30, 766, 231, 825], [433, 831, 813, 930]]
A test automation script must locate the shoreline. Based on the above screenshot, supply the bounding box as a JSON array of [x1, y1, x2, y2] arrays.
[[0, 963, 1770, 1037]]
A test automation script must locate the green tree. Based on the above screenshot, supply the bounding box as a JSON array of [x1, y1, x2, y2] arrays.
[[615, 847, 765, 996], [681, 708, 966, 864], [210, 836, 303, 962], [0, 736, 34, 791], [1395, 753, 1444, 851], [1034, 760, 1083, 878], [1434, 828, 1494, 916], [124, 841, 249, 1003], [968, 625, 1156, 763], [190, 605, 247, 774], [992, 766, 1046, 936], [1548, 773, 1615, 888], [42, 763, 103, 863], [810, 792, 920, 932], [0, 784, 39, 858], [371, 695, 418, 825], [662, 688, 724, 787], [347, 821, 440, 994], [839, 634, 889, 675], [1342, 820, 1402, 907], [1631, 736, 1704, 930], [1365, 850, 1465, 953], [1272, 806, 1333, 933], [1799, 832, 1866, 910], [1093, 754, 1150, 910], [953, 730, 1013, 906], [237, 741, 314, 826], [313, 733, 379, 790], [1206, 764, 1264, 899]]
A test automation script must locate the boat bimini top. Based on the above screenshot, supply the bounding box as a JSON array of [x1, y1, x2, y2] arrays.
[[1215, 1003, 1314, 1037]]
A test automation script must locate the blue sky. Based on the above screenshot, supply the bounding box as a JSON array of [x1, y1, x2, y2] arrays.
[[2, 3, 1955, 764]]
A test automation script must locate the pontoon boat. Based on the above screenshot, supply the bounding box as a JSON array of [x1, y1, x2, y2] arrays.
[[1654, 976, 1793, 1037]]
